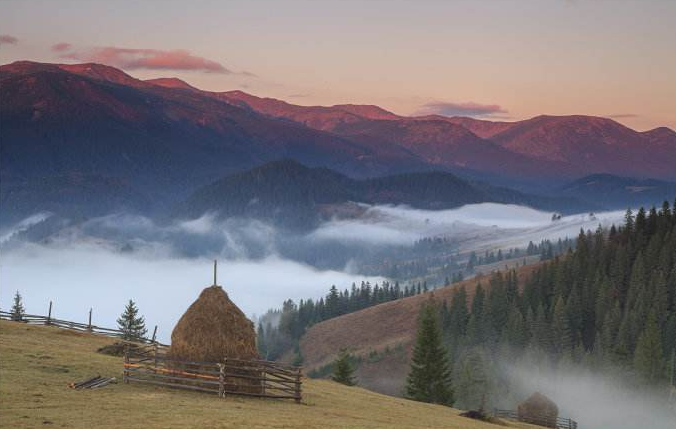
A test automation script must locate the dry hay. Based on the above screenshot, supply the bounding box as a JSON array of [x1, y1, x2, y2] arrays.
[[168, 285, 261, 393], [517, 392, 559, 428]]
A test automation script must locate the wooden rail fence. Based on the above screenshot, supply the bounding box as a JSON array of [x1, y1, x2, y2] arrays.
[[0, 309, 164, 346], [123, 344, 302, 403], [493, 408, 577, 429]]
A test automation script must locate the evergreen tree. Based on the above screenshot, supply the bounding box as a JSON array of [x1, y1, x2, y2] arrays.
[[551, 296, 572, 359], [257, 323, 268, 359], [10, 291, 25, 321], [633, 312, 664, 383], [405, 301, 454, 405], [117, 299, 147, 340], [326, 285, 340, 317], [331, 349, 357, 386], [455, 349, 490, 411]]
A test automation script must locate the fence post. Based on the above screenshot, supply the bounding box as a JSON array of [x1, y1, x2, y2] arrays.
[[218, 363, 225, 398], [46, 301, 52, 326], [123, 345, 129, 384], [294, 367, 302, 404], [87, 308, 92, 332], [151, 325, 157, 343], [153, 342, 158, 369]]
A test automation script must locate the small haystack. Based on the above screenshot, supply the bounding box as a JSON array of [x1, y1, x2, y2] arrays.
[[517, 392, 559, 428], [168, 285, 258, 362]]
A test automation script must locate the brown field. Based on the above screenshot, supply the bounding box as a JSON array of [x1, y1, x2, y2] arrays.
[[0, 320, 539, 429], [299, 263, 541, 395]]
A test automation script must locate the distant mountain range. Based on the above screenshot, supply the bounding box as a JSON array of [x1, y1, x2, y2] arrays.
[[173, 160, 594, 230], [208, 84, 676, 182], [2, 60, 675, 225]]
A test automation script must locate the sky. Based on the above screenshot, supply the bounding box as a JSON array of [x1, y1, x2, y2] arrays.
[[0, 0, 674, 130]]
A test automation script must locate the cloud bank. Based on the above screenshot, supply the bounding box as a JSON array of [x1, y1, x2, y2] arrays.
[[310, 203, 624, 250], [0, 240, 383, 343], [57, 45, 253, 75], [51, 42, 71, 52], [417, 101, 507, 117], [0, 34, 18, 45], [0, 203, 628, 343]]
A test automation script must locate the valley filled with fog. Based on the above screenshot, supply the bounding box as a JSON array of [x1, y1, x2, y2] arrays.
[[0, 202, 625, 342]]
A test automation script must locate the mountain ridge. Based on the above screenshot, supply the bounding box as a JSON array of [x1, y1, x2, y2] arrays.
[[173, 160, 595, 230]]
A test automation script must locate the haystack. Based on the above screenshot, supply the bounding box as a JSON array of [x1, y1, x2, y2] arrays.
[[169, 285, 258, 362], [517, 392, 559, 428]]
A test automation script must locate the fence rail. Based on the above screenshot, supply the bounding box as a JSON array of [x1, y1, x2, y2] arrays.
[[123, 344, 302, 403], [493, 409, 577, 429], [0, 310, 164, 346]]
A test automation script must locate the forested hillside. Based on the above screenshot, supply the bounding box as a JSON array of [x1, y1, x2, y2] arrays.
[[443, 200, 676, 407]]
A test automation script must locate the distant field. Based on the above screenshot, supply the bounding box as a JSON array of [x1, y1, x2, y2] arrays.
[[0, 320, 536, 429]]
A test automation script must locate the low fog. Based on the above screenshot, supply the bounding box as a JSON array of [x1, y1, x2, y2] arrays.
[[0, 242, 383, 343], [311, 203, 625, 250], [0, 203, 626, 343], [502, 359, 676, 429]]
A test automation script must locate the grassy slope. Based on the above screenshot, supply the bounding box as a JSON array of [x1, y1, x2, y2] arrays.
[[300, 263, 541, 396], [0, 320, 535, 429]]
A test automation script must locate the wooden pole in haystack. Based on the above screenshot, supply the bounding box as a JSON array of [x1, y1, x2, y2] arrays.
[[87, 308, 93, 331], [151, 325, 158, 343], [46, 301, 52, 326], [213, 259, 218, 286]]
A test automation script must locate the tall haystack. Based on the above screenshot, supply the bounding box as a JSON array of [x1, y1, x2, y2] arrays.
[[517, 392, 559, 428], [168, 285, 258, 362]]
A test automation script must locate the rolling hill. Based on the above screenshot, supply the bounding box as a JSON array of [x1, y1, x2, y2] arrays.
[[0, 320, 535, 429], [298, 263, 542, 396], [173, 160, 594, 230], [558, 173, 676, 209]]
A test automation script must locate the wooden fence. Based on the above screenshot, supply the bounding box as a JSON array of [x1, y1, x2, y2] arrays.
[[493, 408, 577, 429], [123, 344, 302, 403], [0, 309, 164, 346]]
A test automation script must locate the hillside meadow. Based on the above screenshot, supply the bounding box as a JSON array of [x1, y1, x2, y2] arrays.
[[0, 320, 539, 429]]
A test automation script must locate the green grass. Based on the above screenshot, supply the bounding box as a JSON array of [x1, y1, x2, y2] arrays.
[[0, 320, 535, 429]]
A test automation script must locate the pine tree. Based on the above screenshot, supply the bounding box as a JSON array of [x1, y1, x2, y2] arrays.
[[10, 291, 25, 321], [455, 349, 490, 411], [405, 301, 454, 405], [326, 285, 340, 318], [331, 349, 356, 386], [117, 299, 147, 340], [633, 312, 664, 383], [257, 323, 268, 359], [551, 296, 572, 358]]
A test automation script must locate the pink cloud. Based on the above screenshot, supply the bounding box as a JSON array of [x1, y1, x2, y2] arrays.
[[51, 42, 72, 52], [0, 34, 18, 45], [417, 101, 507, 118], [62, 46, 252, 75]]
